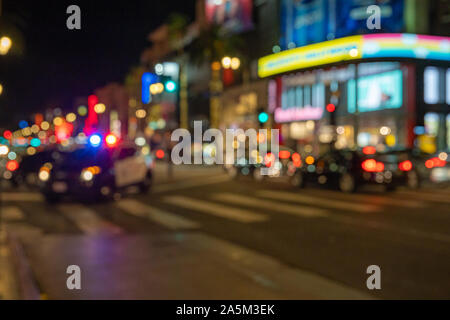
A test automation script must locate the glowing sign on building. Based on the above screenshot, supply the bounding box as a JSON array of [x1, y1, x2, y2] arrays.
[[259, 34, 450, 78]]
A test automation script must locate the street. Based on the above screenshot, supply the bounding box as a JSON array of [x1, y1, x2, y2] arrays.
[[1, 163, 449, 300]]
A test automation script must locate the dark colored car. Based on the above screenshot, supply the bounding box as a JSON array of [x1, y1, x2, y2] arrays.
[[225, 146, 303, 186], [39, 143, 152, 203], [292, 147, 420, 193], [11, 149, 57, 188]]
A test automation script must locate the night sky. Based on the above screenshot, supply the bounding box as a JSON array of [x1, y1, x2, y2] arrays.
[[0, 0, 196, 128]]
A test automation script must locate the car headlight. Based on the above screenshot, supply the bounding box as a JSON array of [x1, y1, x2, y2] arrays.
[[80, 166, 101, 182], [38, 169, 50, 182], [39, 165, 52, 182]]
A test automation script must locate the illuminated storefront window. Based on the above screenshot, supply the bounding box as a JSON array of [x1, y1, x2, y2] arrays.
[[424, 67, 440, 104], [447, 114, 450, 151], [348, 70, 403, 113]]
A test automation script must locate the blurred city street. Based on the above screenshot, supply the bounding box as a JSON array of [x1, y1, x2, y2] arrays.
[[1, 0, 449, 302], [1, 163, 449, 300]]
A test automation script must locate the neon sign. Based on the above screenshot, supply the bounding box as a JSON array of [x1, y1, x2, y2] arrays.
[[259, 34, 450, 78]]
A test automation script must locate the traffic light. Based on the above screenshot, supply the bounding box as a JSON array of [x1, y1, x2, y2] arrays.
[[159, 75, 178, 93], [257, 109, 269, 127], [165, 80, 177, 93]]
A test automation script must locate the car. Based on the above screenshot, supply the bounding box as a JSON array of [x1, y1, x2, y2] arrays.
[[292, 147, 421, 193], [224, 146, 303, 186], [10, 149, 58, 188], [38, 142, 153, 203]]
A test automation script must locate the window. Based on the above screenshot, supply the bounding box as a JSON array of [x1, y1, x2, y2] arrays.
[[447, 69, 450, 105], [424, 67, 440, 104], [118, 147, 136, 160]]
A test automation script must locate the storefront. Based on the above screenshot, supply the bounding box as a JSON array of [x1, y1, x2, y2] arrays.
[[258, 33, 450, 155]]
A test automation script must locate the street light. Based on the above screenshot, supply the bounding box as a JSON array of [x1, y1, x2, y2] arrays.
[[0, 36, 12, 55], [221, 56, 232, 69], [231, 57, 241, 70]]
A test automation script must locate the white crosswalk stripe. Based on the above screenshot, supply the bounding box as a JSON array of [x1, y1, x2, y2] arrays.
[[58, 204, 124, 236], [1, 192, 43, 202], [116, 199, 200, 230], [152, 174, 231, 193], [394, 190, 450, 204], [257, 190, 380, 213], [211, 193, 329, 218], [1, 206, 25, 221], [163, 196, 268, 223], [308, 190, 426, 209]]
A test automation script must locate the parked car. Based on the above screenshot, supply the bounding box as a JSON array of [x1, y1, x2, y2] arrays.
[[292, 147, 421, 193], [225, 146, 303, 186]]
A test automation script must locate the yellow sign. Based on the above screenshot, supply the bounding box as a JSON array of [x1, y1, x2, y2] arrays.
[[258, 36, 363, 78]]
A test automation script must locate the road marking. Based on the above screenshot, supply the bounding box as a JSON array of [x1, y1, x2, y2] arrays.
[[163, 196, 268, 223], [309, 190, 426, 209], [326, 214, 450, 244], [58, 204, 123, 236], [258, 190, 380, 213], [394, 190, 450, 204], [211, 193, 329, 218], [184, 233, 373, 299], [1, 192, 43, 202], [115, 199, 200, 230], [1, 206, 25, 221], [152, 174, 231, 193]]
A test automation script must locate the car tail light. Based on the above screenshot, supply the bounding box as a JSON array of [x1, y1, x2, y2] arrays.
[[264, 152, 275, 167], [362, 146, 376, 155], [6, 160, 19, 172], [292, 153, 302, 168], [362, 159, 384, 173], [279, 150, 291, 159], [399, 160, 413, 172], [426, 157, 446, 169]]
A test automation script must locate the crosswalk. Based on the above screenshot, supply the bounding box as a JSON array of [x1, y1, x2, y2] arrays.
[[1, 186, 450, 242]]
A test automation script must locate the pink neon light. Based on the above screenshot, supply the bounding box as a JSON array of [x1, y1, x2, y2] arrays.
[[275, 106, 324, 123]]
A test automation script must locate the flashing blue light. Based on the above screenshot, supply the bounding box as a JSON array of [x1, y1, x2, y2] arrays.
[[258, 112, 269, 124], [30, 138, 41, 148], [165, 80, 177, 93], [89, 134, 102, 147], [19, 120, 29, 129]]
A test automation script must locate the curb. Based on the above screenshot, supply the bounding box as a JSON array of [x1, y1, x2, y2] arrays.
[[5, 231, 45, 300]]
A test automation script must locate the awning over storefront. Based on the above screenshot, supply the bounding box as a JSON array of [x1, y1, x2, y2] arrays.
[[258, 34, 450, 78]]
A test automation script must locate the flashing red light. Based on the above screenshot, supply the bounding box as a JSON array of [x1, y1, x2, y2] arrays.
[[6, 160, 19, 172], [279, 150, 291, 159], [326, 104, 336, 113], [399, 160, 413, 172], [362, 159, 384, 173], [156, 149, 165, 159], [264, 152, 275, 167], [105, 134, 118, 147], [3, 130, 12, 140], [362, 146, 376, 155]]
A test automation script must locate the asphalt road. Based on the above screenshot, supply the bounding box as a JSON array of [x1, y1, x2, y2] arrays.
[[1, 164, 450, 299]]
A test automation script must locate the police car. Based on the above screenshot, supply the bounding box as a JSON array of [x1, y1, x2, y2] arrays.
[[38, 134, 153, 203]]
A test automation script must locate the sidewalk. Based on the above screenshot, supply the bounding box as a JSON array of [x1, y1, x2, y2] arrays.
[[0, 230, 20, 299]]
